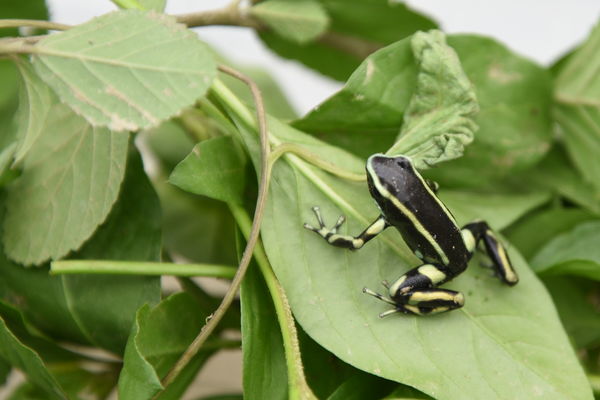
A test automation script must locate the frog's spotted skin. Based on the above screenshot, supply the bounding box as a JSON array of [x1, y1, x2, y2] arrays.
[[304, 154, 518, 317]]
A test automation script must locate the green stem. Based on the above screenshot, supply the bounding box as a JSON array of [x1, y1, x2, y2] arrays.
[[270, 143, 366, 182], [0, 19, 71, 31], [50, 260, 236, 279], [159, 65, 270, 395], [111, 0, 145, 10], [230, 205, 316, 400], [211, 73, 315, 400]]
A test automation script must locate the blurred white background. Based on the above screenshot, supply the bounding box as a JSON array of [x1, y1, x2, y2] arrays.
[[40, 0, 600, 397], [46, 0, 600, 115]]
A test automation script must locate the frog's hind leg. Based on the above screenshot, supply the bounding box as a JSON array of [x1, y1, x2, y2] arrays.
[[401, 288, 465, 315], [364, 263, 463, 316], [462, 221, 518, 286]]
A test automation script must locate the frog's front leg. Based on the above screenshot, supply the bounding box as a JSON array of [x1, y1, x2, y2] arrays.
[[304, 206, 389, 250], [461, 221, 519, 286], [363, 263, 465, 317]]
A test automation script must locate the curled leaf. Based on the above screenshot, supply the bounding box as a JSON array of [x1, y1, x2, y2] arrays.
[[386, 30, 478, 169]]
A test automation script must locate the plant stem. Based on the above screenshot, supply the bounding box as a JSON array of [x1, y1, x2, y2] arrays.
[[111, 0, 145, 10], [159, 65, 270, 394], [0, 19, 71, 31], [270, 143, 366, 182], [175, 0, 258, 29], [230, 205, 316, 400], [50, 260, 236, 279], [175, 3, 379, 61]]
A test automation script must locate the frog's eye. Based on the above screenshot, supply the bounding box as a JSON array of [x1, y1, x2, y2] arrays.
[[396, 159, 409, 169]]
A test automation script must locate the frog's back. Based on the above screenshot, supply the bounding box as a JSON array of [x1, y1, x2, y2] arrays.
[[366, 155, 468, 270]]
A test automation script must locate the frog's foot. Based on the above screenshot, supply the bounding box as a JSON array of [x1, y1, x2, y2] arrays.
[[303, 206, 346, 238]]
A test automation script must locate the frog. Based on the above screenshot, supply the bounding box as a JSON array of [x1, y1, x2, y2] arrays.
[[304, 154, 518, 317]]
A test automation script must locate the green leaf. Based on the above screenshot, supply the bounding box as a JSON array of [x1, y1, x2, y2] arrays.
[[259, 0, 436, 81], [170, 136, 247, 204], [159, 184, 238, 265], [241, 262, 287, 400], [529, 147, 600, 215], [553, 104, 600, 192], [224, 109, 592, 399], [554, 23, 600, 192], [32, 10, 216, 131], [382, 385, 434, 400], [0, 315, 65, 400], [0, 151, 161, 353], [0, 60, 20, 178], [118, 292, 213, 400], [13, 61, 57, 164], [8, 367, 116, 400], [296, 31, 478, 166], [145, 122, 238, 266], [3, 89, 129, 265], [250, 0, 329, 44], [543, 277, 600, 349], [0, 357, 9, 385], [326, 374, 396, 400], [505, 207, 596, 260], [0, 301, 79, 364], [386, 31, 478, 169], [293, 36, 415, 157], [425, 35, 553, 187], [438, 189, 551, 230], [531, 221, 600, 280]]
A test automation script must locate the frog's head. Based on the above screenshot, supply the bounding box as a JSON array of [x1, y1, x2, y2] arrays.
[[366, 154, 414, 195]]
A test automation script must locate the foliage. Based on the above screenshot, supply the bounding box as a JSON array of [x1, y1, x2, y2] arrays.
[[0, 1, 598, 400]]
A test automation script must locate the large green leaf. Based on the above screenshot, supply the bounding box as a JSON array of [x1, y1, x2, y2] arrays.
[[505, 207, 597, 260], [3, 73, 129, 266], [241, 263, 287, 400], [259, 0, 436, 81], [32, 10, 216, 131], [225, 113, 592, 399], [425, 35, 553, 187], [118, 292, 213, 400], [170, 136, 247, 204], [250, 0, 329, 44], [554, 23, 600, 192], [438, 189, 551, 230], [0, 151, 161, 353], [531, 221, 600, 280]]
